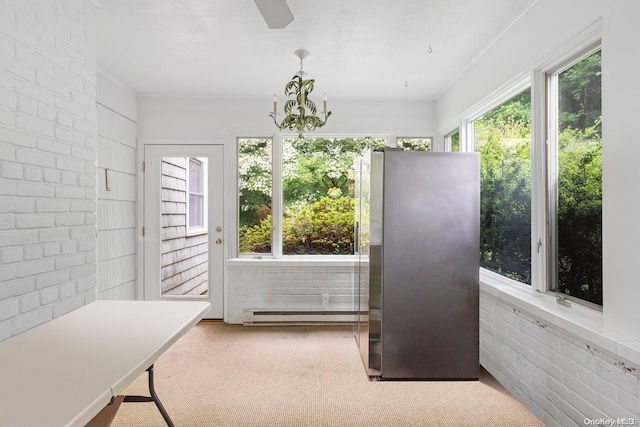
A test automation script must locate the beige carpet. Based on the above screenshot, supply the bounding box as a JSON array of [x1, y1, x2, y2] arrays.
[[111, 322, 542, 427]]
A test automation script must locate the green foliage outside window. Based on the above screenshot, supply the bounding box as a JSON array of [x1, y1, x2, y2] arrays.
[[239, 51, 600, 306], [474, 89, 532, 284], [557, 50, 602, 305], [239, 137, 385, 255], [473, 49, 602, 306], [239, 138, 272, 253], [397, 138, 432, 151]]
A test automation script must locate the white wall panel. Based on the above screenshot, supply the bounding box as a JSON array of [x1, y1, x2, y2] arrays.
[[137, 96, 435, 140], [96, 105, 136, 148], [97, 169, 136, 202], [97, 200, 135, 231], [96, 254, 136, 292], [97, 228, 136, 262], [97, 136, 136, 173], [96, 72, 137, 124], [601, 0, 640, 342], [95, 72, 137, 300]]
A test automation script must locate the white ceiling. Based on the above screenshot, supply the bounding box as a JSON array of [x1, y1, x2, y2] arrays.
[[96, 0, 534, 100]]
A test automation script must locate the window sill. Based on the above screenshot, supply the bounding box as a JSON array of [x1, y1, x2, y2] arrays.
[[186, 229, 208, 237], [226, 255, 359, 268], [480, 269, 640, 367]]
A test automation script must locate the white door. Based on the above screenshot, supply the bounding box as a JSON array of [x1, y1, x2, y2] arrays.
[[143, 144, 224, 318]]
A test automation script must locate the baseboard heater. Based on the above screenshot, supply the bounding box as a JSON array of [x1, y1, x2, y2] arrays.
[[243, 309, 358, 325]]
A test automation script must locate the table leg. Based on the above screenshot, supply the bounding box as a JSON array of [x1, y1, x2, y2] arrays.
[[122, 365, 175, 427]]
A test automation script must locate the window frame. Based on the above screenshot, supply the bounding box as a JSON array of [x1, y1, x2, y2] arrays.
[[236, 137, 276, 258], [444, 130, 460, 152], [459, 33, 603, 310], [186, 157, 208, 236], [237, 134, 393, 258], [468, 84, 533, 285], [543, 42, 602, 310]]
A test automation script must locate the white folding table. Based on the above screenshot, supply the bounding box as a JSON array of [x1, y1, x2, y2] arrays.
[[0, 300, 210, 427]]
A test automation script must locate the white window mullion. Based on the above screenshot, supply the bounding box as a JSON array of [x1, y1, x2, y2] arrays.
[[272, 134, 283, 258], [460, 120, 473, 152], [546, 71, 560, 294], [531, 69, 550, 295]]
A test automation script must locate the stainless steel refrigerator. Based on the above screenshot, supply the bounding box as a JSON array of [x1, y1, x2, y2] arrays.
[[354, 148, 480, 380]]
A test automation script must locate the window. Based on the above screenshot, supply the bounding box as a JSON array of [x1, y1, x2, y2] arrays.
[[397, 137, 432, 151], [473, 89, 532, 284], [238, 136, 385, 256], [238, 138, 273, 254], [548, 48, 602, 306], [187, 157, 207, 233], [446, 131, 460, 152]]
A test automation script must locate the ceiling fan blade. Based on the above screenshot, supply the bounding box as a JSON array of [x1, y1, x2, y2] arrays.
[[254, 0, 294, 29]]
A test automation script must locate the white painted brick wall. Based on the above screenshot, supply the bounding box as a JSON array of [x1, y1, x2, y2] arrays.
[[226, 261, 358, 324], [0, 0, 97, 342], [481, 292, 640, 427], [95, 71, 137, 300]]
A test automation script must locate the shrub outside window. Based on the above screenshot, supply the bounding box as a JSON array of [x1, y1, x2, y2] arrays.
[[549, 49, 602, 306], [238, 136, 385, 256], [238, 138, 273, 254], [473, 89, 532, 284], [397, 137, 432, 151]]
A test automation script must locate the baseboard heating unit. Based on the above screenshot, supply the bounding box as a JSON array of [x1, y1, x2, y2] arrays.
[[242, 309, 358, 326]]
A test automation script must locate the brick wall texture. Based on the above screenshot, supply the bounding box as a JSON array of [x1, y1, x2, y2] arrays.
[[0, 0, 97, 341], [481, 292, 640, 426]]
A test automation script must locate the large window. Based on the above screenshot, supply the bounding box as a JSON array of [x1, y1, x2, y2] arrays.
[[548, 49, 602, 306], [473, 89, 532, 284], [238, 136, 385, 256], [466, 44, 602, 308]]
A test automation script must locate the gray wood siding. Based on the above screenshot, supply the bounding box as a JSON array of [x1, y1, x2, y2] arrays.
[[161, 157, 208, 295]]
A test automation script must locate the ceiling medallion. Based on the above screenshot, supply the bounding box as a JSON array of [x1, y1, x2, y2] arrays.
[[270, 49, 332, 138]]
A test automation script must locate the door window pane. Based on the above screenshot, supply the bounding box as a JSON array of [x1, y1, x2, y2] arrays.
[[188, 158, 206, 230], [162, 157, 209, 296], [474, 89, 532, 284]]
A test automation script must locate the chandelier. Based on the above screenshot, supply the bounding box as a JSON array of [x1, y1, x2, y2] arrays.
[[270, 49, 331, 138]]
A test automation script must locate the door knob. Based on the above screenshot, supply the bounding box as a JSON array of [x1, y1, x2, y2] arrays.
[[216, 226, 222, 232], [215, 239, 222, 244]]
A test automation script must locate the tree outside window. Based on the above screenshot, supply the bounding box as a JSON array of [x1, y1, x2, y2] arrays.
[[474, 89, 532, 284], [238, 138, 272, 254], [397, 138, 432, 151], [238, 136, 385, 255], [553, 50, 602, 305]]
